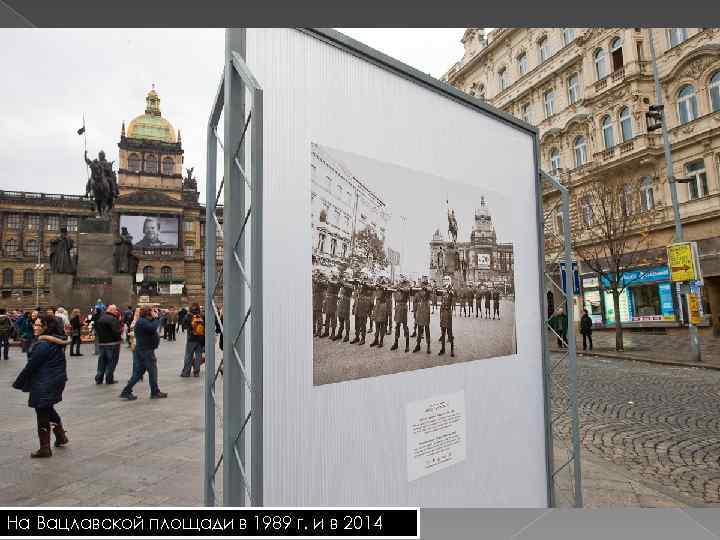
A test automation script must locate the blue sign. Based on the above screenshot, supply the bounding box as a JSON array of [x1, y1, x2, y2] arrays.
[[658, 282, 675, 320], [560, 261, 580, 295], [600, 265, 670, 288]]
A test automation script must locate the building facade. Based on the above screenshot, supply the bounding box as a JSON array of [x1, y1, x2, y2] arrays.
[[445, 28, 720, 333], [0, 87, 217, 310], [429, 198, 514, 292]]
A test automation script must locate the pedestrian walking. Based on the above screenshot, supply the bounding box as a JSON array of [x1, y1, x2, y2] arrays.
[[12, 314, 71, 458], [94, 305, 122, 384], [580, 309, 593, 351], [178, 306, 188, 334], [548, 307, 568, 349], [69, 309, 83, 357], [120, 306, 167, 400], [0, 308, 11, 360], [167, 307, 178, 341], [181, 303, 205, 378]]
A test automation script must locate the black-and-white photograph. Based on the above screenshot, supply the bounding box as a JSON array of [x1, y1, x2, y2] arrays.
[[311, 143, 517, 386], [119, 214, 179, 249]]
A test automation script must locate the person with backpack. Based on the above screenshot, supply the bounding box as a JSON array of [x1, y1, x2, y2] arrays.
[[181, 303, 205, 378], [0, 308, 12, 360], [120, 306, 167, 401]]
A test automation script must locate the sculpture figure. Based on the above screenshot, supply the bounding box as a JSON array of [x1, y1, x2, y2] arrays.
[[49, 227, 76, 274]]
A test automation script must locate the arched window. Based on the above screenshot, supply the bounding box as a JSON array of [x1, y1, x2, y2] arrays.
[[610, 37, 624, 71], [574, 136, 587, 167], [161, 157, 174, 176], [562, 28, 575, 46], [517, 52, 528, 76], [24, 239, 38, 256], [594, 48, 608, 80], [538, 36, 549, 63], [5, 239, 17, 257], [640, 177, 655, 212], [216, 245, 224, 261], [144, 154, 158, 173], [677, 84, 698, 124], [550, 148, 561, 175], [667, 28, 688, 48], [601, 115, 615, 149], [23, 268, 34, 285], [619, 107, 632, 141], [2, 268, 13, 285], [142, 265, 154, 279], [161, 266, 172, 279], [709, 71, 720, 112], [437, 251, 443, 268], [128, 153, 141, 172], [498, 67, 509, 91]]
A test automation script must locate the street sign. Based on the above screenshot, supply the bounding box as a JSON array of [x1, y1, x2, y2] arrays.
[[667, 242, 699, 282], [560, 261, 580, 295]]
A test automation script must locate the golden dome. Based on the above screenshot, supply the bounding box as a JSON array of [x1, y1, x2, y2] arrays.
[[126, 85, 177, 143]]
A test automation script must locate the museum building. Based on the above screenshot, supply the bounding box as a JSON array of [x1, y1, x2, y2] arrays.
[[0, 87, 217, 310]]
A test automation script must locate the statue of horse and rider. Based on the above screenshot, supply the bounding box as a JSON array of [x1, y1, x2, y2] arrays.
[[84, 150, 119, 217]]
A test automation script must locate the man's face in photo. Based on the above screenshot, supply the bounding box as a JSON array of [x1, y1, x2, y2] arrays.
[[143, 219, 159, 242]]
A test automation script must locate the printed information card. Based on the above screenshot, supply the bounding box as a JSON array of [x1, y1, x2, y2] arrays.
[[406, 390, 466, 482]]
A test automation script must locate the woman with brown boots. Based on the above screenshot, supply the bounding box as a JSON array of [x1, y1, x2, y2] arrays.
[[12, 313, 70, 458]]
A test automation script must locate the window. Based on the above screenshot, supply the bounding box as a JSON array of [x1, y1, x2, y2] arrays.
[[594, 48, 608, 80], [610, 37, 624, 71], [543, 89, 555, 118], [498, 67, 508, 91], [44, 270, 50, 285], [184, 241, 194, 257], [216, 245, 224, 261], [162, 157, 174, 176], [631, 284, 661, 318], [538, 36, 549, 63], [601, 115, 615, 149], [342, 243, 348, 258], [145, 154, 158, 173], [318, 233, 326, 253], [579, 195, 593, 227], [619, 107, 633, 141], [567, 73, 580, 104], [667, 28, 688, 48], [2, 269, 12, 285], [200, 222, 205, 237], [23, 269, 34, 286], [161, 266, 172, 279], [24, 239, 38, 256], [550, 148, 561, 175], [26, 215, 39, 230], [6, 214, 21, 229], [677, 84, 699, 124], [521, 102, 531, 123], [640, 177, 655, 211], [555, 211, 565, 236], [636, 41, 644, 62], [574, 136, 587, 167], [517, 52, 528, 76], [620, 184, 634, 217], [46, 215, 59, 231], [128, 153, 141, 172], [66, 217, 78, 232], [330, 238, 337, 256], [685, 160, 708, 200], [709, 71, 720, 112], [183, 220, 194, 232], [562, 28, 575, 46], [5, 239, 17, 257], [142, 266, 154, 279]]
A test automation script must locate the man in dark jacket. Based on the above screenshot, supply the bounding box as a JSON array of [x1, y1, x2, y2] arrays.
[[0, 308, 11, 360], [580, 309, 593, 351], [549, 307, 569, 349], [181, 303, 205, 377], [123, 306, 134, 346], [120, 306, 167, 400], [94, 305, 122, 384], [492, 290, 501, 320]]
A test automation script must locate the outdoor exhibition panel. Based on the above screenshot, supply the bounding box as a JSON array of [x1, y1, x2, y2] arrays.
[[246, 28, 545, 507]]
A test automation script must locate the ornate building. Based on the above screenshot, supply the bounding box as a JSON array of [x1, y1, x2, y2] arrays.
[[445, 28, 720, 332], [0, 87, 215, 310], [429, 198, 514, 292]]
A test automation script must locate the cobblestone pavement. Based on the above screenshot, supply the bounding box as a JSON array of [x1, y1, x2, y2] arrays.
[[552, 353, 720, 506], [314, 300, 516, 385]]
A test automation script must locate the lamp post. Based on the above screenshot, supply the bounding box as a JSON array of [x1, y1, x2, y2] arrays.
[[647, 28, 701, 362], [34, 262, 45, 307]]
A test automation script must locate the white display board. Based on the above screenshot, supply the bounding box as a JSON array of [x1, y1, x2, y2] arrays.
[[247, 28, 546, 507]]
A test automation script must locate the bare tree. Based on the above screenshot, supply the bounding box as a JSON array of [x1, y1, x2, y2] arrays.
[[349, 225, 389, 276], [572, 174, 659, 351]]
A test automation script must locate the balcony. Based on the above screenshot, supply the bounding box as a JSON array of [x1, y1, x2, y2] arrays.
[[593, 147, 616, 162], [619, 140, 635, 155], [611, 67, 625, 83], [594, 78, 608, 93]]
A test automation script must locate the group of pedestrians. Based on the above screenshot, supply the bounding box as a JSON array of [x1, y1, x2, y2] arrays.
[[548, 307, 594, 351], [5, 298, 212, 459]]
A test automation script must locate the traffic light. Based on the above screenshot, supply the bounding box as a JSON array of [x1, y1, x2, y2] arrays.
[[646, 104, 664, 132]]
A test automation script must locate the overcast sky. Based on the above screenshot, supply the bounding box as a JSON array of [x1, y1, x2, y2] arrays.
[[0, 28, 465, 202]]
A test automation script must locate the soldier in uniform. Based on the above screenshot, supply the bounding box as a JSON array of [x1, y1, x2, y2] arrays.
[[321, 269, 341, 339], [390, 275, 411, 352], [410, 281, 421, 338], [333, 270, 354, 342], [474, 284, 481, 318], [412, 277, 432, 354], [458, 284, 467, 317], [437, 275, 455, 357], [350, 272, 372, 345], [312, 270, 327, 337], [484, 288, 492, 319], [493, 289, 501, 319], [431, 280, 438, 314], [370, 279, 389, 348]]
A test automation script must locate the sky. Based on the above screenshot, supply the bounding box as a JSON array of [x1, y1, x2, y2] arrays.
[[324, 145, 515, 278], [0, 28, 465, 203]]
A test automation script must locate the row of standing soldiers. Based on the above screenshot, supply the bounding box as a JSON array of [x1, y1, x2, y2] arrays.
[[441, 286, 502, 319], [313, 274, 480, 357]]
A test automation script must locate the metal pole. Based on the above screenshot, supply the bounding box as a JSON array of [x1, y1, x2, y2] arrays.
[[647, 29, 701, 362]]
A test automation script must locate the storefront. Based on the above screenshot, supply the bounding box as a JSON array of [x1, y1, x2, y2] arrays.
[[580, 275, 603, 325]]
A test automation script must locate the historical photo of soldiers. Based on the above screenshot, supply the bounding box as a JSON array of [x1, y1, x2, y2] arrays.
[[311, 143, 517, 386]]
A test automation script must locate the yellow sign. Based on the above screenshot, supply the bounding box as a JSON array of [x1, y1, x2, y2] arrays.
[[667, 242, 696, 282], [688, 293, 702, 325]]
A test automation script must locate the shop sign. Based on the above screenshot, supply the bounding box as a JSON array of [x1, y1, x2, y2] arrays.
[[658, 282, 676, 321], [688, 293, 702, 325], [667, 242, 700, 283], [582, 276, 599, 289], [600, 265, 670, 288]]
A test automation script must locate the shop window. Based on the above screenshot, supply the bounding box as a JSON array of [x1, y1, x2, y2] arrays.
[[631, 284, 661, 318], [685, 160, 708, 200]]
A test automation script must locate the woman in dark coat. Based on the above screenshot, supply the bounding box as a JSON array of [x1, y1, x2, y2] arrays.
[[12, 314, 71, 458], [69, 308, 83, 357]]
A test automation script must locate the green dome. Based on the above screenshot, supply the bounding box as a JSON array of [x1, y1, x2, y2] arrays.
[[126, 86, 177, 143]]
